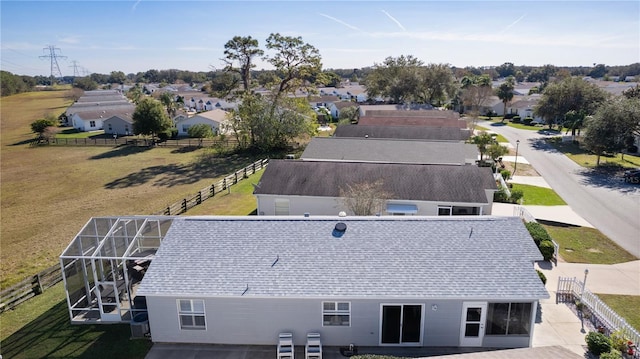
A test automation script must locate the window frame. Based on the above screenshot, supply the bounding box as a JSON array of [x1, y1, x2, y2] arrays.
[[437, 206, 452, 216], [322, 301, 351, 327], [177, 299, 206, 330], [89, 120, 96, 128], [485, 302, 532, 336]]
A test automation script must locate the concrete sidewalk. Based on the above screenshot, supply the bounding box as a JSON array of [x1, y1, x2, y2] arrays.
[[510, 175, 552, 188], [491, 203, 594, 228]]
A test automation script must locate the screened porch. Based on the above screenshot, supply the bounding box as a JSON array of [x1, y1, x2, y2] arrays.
[[59, 216, 174, 323]]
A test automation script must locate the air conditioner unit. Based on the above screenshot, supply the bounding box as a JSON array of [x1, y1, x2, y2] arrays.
[[130, 312, 150, 338]]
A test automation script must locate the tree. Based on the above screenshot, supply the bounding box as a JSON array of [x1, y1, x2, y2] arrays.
[[126, 84, 143, 104], [534, 77, 608, 129], [264, 32, 323, 99], [30, 115, 59, 142], [74, 76, 98, 91], [109, 71, 126, 84], [496, 77, 515, 122], [339, 180, 390, 216], [470, 131, 495, 162], [338, 106, 359, 124], [495, 62, 515, 78], [132, 98, 173, 141], [589, 64, 607, 79], [222, 36, 263, 93], [460, 74, 492, 117], [187, 123, 214, 146], [364, 55, 422, 104], [486, 143, 509, 162], [416, 63, 457, 106], [158, 91, 178, 117], [623, 85, 640, 99], [582, 97, 640, 165]]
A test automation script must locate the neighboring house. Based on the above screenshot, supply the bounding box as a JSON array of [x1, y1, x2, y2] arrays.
[[358, 116, 467, 128], [508, 96, 544, 124], [308, 95, 340, 109], [301, 137, 478, 165], [358, 104, 436, 116], [333, 125, 472, 141], [176, 108, 229, 136], [59, 215, 547, 349], [328, 101, 358, 120], [67, 103, 135, 132], [254, 160, 497, 216], [103, 115, 133, 136]]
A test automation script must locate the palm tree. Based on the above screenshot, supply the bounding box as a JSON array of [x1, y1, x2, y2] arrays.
[[496, 77, 515, 123]]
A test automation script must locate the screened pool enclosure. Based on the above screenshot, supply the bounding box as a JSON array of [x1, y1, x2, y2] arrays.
[[60, 216, 173, 323]]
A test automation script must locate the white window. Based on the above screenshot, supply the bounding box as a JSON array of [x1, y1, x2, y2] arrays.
[[178, 299, 206, 330], [438, 206, 452, 216], [274, 199, 290, 215], [323, 301, 350, 326]]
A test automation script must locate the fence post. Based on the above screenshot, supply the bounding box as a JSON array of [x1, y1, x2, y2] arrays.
[[210, 184, 215, 197], [197, 191, 202, 204], [244, 167, 248, 178], [223, 178, 227, 190], [35, 273, 44, 295], [166, 207, 171, 216], [181, 199, 187, 213], [253, 162, 256, 173], [234, 172, 238, 184]]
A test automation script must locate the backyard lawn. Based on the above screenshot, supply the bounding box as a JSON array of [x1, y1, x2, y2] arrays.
[[596, 294, 640, 332]]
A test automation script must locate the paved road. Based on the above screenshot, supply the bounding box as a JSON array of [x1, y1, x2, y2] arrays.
[[481, 122, 640, 257]]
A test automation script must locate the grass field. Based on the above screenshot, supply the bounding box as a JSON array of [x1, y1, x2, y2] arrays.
[[0, 91, 266, 287], [596, 294, 640, 332], [510, 184, 567, 205], [547, 137, 640, 169], [542, 224, 637, 264]]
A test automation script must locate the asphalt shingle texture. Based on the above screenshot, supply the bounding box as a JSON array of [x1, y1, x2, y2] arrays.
[[137, 216, 548, 300], [333, 125, 471, 141]]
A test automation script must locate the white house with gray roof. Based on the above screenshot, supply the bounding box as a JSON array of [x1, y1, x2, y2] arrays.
[[254, 160, 497, 216], [60, 216, 548, 348]]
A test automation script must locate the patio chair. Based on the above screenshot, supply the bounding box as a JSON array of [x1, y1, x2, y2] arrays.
[[277, 332, 294, 359], [305, 332, 322, 359]]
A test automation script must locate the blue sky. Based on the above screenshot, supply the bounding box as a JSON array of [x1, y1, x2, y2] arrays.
[[1, 1, 638, 76]]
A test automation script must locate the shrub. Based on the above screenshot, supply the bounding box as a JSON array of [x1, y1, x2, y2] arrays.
[[511, 116, 522, 123], [610, 330, 629, 352], [493, 188, 509, 203], [525, 222, 552, 246], [510, 189, 524, 204], [536, 269, 547, 284], [627, 145, 639, 153], [539, 240, 555, 261], [504, 113, 516, 120], [523, 117, 533, 125], [586, 331, 612, 356], [600, 351, 622, 359], [500, 169, 511, 181]]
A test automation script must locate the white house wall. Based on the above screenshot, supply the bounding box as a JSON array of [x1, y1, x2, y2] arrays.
[[177, 117, 220, 136], [71, 114, 103, 132], [145, 296, 534, 348], [256, 195, 492, 216]]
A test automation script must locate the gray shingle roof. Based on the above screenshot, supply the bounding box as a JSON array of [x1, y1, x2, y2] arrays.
[[301, 137, 478, 165], [358, 116, 467, 128], [137, 216, 548, 300], [334, 125, 471, 141], [254, 160, 496, 203]]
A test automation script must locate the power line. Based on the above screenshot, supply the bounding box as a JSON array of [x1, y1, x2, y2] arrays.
[[39, 45, 67, 84], [69, 60, 81, 77]]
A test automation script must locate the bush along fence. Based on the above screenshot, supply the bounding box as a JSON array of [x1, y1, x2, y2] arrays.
[[154, 158, 268, 216], [557, 276, 640, 355], [0, 265, 62, 314], [0, 159, 269, 313], [513, 205, 559, 263]]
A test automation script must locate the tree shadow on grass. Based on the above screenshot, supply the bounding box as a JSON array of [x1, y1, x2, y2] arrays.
[[10, 138, 37, 146], [104, 152, 265, 189], [1, 300, 151, 359], [89, 145, 154, 160]]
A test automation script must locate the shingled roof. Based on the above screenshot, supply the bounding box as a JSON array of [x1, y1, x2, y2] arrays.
[[358, 116, 468, 128], [334, 125, 471, 141], [254, 160, 496, 203], [301, 137, 478, 165], [137, 216, 548, 300]]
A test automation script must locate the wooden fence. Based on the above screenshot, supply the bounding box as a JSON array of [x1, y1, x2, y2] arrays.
[[557, 276, 640, 348], [0, 265, 62, 314], [45, 137, 239, 149], [155, 158, 269, 216], [0, 159, 269, 313]]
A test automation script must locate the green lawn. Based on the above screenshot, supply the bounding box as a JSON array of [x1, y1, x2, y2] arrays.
[[547, 137, 640, 169], [542, 224, 637, 264], [483, 117, 547, 131], [0, 283, 152, 359], [185, 169, 264, 216], [596, 294, 640, 332], [510, 183, 566, 205], [475, 126, 508, 143], [55, 127, 105, 138]]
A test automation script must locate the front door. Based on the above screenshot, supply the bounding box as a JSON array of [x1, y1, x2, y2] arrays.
[[97, 282, 121, 321], [460, 302, 487, 347], [380, 304, 423, 345]]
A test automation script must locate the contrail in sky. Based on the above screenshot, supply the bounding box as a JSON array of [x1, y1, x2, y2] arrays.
[[132, 0, 142, 12], [319, 13, 362, 32], [501, 14, 526, 33], [381, 10, 406, 31]]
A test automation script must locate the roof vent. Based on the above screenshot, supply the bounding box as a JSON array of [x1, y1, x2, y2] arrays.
[[335, 222, 347, 232], [338, 211, 347, 217], [304, 212, 310, 217]]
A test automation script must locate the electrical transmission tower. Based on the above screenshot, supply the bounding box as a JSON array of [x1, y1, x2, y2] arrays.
[[39, 45, 67, 85], [69, 60, 81, 77]]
